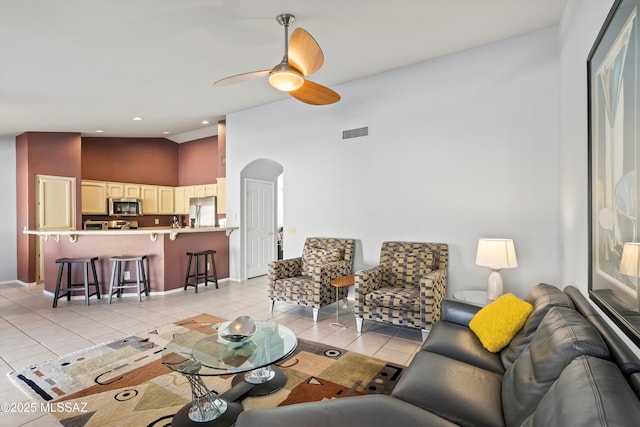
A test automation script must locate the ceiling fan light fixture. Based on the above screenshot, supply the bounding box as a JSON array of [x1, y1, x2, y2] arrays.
[[269, 66, 304, 92]]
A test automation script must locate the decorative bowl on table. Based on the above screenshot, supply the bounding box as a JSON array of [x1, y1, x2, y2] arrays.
[[220, 316, 257, 342]]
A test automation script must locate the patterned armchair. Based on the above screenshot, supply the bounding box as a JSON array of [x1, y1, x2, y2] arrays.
[[268, 237, 355, 322], [354, 242, 448, 335]]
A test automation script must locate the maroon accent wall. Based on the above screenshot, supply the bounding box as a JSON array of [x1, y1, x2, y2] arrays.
[[16, 132, 228, 285], [81, 137, 179, 186], [178, 136, 218, 185], [16, 132, 82, 283], [42, 231, 230, 294]]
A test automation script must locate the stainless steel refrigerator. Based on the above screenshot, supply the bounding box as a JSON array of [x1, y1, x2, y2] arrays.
[[189, 196, 218, 228]]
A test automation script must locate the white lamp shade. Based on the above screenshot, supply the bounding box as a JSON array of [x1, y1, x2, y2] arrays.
[[620, 243, 640, 277], [475, 238, 518, 269]]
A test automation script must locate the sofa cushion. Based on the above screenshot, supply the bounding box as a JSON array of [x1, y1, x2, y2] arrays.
[[521, 356, 640, 427], [500, 283, 575, 369], [469, 293, 533, 352], [421, 320, 505, 374], [392, 351, 504, 427], [302, 246, 343, 276], [501, 306, 610, 426]]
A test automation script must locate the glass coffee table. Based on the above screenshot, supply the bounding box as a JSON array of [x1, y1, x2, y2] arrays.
[[162, 320, 297, 426]]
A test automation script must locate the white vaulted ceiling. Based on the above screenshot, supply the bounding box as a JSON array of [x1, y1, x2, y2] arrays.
[[0, 0, 567, 141]]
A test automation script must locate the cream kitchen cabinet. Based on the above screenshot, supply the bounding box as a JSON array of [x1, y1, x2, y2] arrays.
[[174, 187, 187, 214], [81, 180, 221, 216], [216, 177, 226, 214], [140, 185, 158, 214], [174, 186, 195, 214], [175, 185, 213, 214], [106, 182, 124, 198], [193, 183, 217, 198], [124, 184, 141, 198], [158, 186, 174, 214], [81, 180, 107, 214], [193, 185, 205, 198], [184, 186, 195, 205]]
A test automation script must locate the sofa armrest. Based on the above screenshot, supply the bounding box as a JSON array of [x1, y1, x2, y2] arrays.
[[235, 394, 455, 427], [440, 299, 482, 326], [268, 257, 302, 282]]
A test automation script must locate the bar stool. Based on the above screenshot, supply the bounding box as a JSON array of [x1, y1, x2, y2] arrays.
[[53, 257, 101, 308], [183, 250, 218, 293], [108, 255, 149, 303]]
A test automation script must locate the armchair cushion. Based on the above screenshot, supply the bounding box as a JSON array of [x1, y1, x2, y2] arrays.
[[365, 287, 420, 312], [302, 246, 343, 276], [268, 237, 355, 315], [385, 250, 433, 287], [355, 242, 448, 330]]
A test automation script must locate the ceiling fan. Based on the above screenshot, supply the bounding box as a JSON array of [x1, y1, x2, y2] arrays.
[[214, 14, 340, 105]]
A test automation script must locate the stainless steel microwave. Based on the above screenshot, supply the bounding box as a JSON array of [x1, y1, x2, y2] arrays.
[[108, 198, 143, 216]]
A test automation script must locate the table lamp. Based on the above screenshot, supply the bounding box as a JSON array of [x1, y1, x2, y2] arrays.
[[619, 242, 640, 308], [475, 238, 518, 300]]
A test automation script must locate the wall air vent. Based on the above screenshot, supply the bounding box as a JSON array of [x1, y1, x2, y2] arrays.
[[342, 126, 369, 140]]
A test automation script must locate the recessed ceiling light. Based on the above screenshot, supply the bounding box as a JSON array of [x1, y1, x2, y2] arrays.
[[95, 130, 104, 133], [133, 116, 143, 121], [201, 120, 210, 125], [162, 131, 170, 135]]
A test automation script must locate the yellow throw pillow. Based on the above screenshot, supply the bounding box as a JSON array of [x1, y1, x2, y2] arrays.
[[469, 293, 534, 353]]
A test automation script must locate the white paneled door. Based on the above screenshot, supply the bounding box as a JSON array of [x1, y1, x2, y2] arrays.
[[35, 175, 76, 282], [245, 178, 275, 278]]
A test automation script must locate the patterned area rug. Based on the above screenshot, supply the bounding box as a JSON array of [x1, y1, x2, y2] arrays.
[[8, 314, 406, 426]]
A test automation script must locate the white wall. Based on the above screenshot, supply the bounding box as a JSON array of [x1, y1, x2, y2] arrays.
[[558, 0, 614, 290], [226, 28, 561, 298], [0, 0, 621, 303], [559, 0, 640, 357], [0, 136, 17, 282]]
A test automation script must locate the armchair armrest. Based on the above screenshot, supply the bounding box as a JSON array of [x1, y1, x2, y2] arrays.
[[308, 260, 352, 288], [268, 257, 302, 282], [355, 265, 383, 295], [419, 269, 447, 327], [439, 299, 482, 326]]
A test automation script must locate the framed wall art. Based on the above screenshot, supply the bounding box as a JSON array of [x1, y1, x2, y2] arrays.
[[588, 0, 640, 346]]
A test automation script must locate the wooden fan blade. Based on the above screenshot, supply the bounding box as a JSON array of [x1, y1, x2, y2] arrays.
[[288, 28, 324, 76], [214, 70, 271, 86], [289, 79, 340, 105]]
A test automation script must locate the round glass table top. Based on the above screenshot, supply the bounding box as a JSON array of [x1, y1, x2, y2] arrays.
[[161, 320, 297, 376]]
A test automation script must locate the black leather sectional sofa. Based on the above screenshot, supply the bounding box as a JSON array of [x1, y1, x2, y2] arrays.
[[236, 284, 640, 426]]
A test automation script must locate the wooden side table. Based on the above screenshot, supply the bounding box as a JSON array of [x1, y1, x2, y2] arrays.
[[330, 275, 355, 328]]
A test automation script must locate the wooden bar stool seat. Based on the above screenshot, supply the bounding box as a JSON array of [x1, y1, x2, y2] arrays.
[[53, 257, 101, 308], [183, 250, 218, 293], [107, 255, 149, 303]]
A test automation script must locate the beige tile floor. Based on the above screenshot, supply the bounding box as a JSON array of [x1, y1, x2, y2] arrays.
[[0, 276, 422, 426]]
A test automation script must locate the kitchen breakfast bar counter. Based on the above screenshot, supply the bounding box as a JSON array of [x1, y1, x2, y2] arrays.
[[24, 227, 238, 295]]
